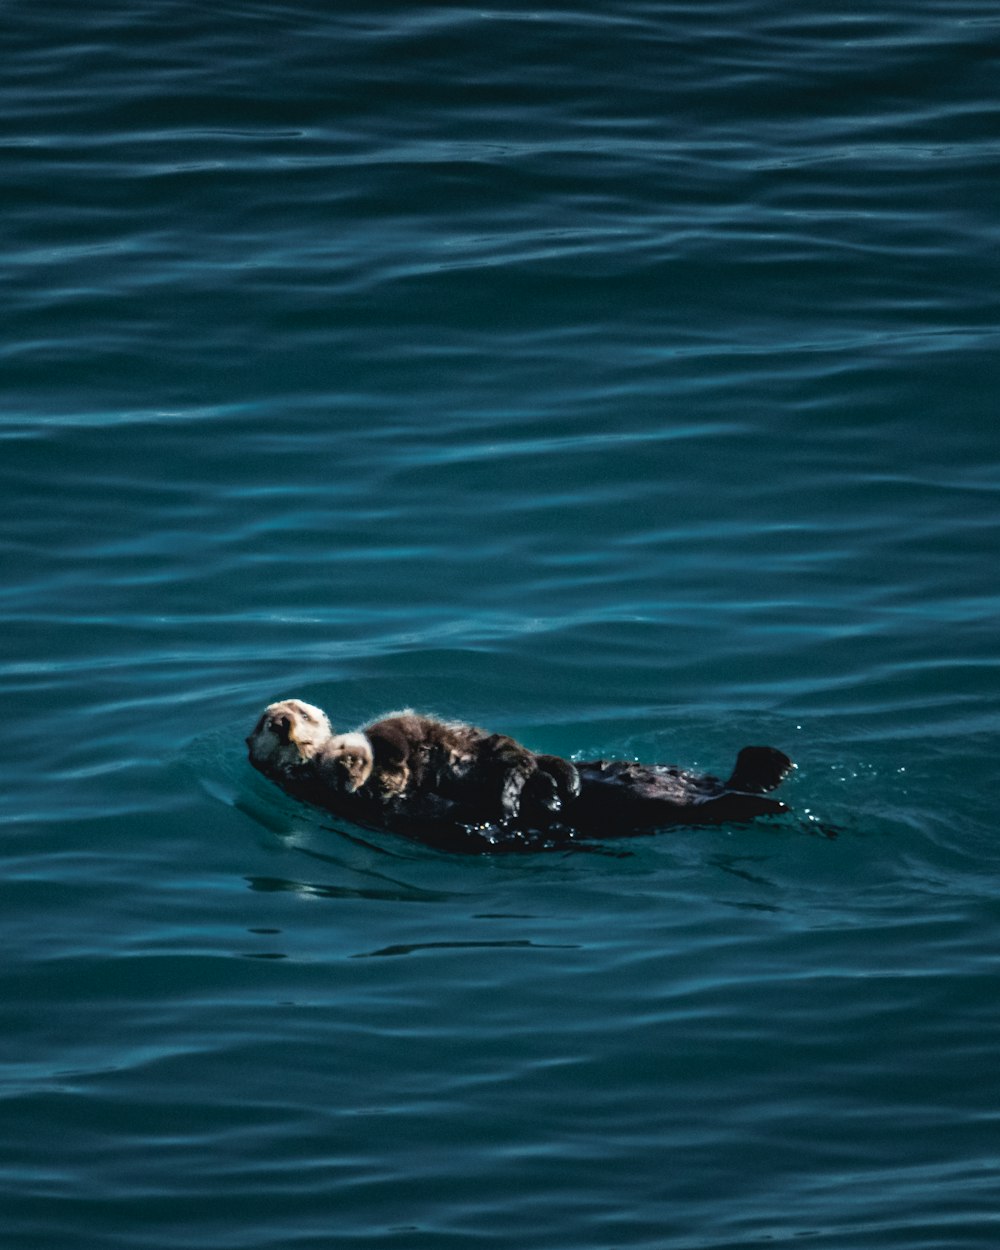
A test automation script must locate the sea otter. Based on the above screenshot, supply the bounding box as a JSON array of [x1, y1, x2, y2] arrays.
[[246, 699, 794, 850]]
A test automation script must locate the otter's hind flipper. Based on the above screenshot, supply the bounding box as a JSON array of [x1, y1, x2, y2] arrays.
[[723, 746, 794, 794]]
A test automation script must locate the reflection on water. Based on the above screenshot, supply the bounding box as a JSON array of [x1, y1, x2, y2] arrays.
[[245, 874, 456, 905]]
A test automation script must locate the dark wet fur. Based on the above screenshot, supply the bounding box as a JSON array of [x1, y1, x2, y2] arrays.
[[554, 746, 794, 835]]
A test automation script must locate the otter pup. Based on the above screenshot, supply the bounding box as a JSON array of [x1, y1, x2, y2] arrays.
[[316, 711, 580, 822]]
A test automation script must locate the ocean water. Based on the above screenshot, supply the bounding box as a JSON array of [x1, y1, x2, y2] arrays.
[[3, 1, 1000, 1246]]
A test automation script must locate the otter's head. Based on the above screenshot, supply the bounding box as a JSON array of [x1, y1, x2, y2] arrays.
[[317, 732, 374, 793], [246, 699, 334, 774]]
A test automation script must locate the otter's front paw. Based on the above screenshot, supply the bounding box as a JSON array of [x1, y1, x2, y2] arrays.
[[534, 754, 580, 807], [499, 768, 530, 819], [521, 769, 561, 813], [518, 755, 580, 821]]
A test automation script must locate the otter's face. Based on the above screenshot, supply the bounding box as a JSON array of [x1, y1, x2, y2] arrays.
[[318, 733, 374, 793], [246, 699, 334, 773]]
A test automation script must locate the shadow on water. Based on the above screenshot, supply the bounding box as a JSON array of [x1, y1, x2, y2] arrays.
[[351, 938, 580, 959]]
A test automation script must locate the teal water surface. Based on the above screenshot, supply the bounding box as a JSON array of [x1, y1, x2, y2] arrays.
[[4, 3, 1000, 1247]]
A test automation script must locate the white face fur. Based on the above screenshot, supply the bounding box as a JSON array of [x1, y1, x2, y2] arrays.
[[319, 732, 374, 792], [247, 699, 334, 771]]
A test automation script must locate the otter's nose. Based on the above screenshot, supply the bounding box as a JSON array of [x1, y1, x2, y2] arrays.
[[270, 715, 292, 745]]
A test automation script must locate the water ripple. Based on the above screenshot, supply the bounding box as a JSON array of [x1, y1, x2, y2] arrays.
[[5, 2, 1000, 1247]]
